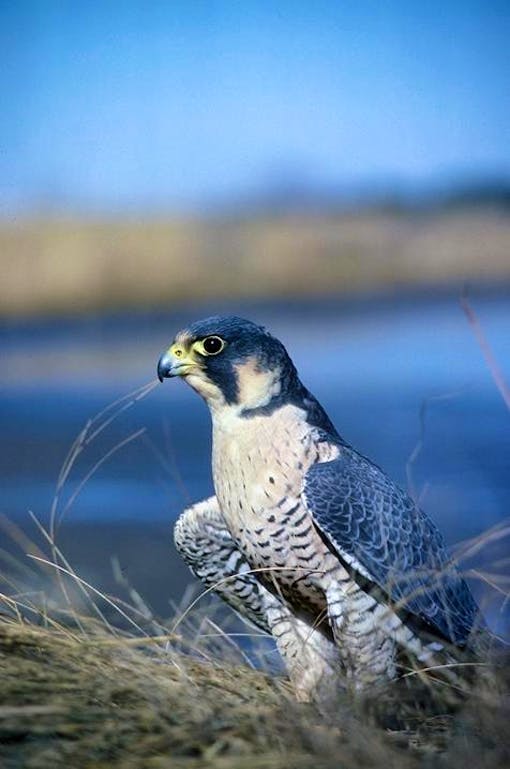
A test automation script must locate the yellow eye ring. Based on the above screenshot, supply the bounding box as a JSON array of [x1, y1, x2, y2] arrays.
[[194, 336, 225, 356]]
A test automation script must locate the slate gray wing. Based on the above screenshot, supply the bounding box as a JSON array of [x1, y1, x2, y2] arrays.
[[303, 448, 480, 646]]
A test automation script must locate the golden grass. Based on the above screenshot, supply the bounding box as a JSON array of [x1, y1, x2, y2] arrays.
[[1, 209, 510, 315], [1, 583, 509, 769], [0, 618, 291, 769]]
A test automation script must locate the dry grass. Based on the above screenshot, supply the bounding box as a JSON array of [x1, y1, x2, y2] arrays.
[[1, 589, 509, 769], [1, 208, 510, 315], [0, 618, 292, 769]]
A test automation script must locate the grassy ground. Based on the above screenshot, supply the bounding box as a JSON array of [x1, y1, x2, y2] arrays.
[[0, 619, 292, 769], [1, 208, 510, 315], [1, 608, 509, 769]]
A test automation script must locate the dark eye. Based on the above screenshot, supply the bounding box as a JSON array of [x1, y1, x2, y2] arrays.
[[202, 336, 224, 355]]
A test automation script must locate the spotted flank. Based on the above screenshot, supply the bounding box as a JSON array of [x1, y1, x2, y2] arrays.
[[159, 315, 483, 701]]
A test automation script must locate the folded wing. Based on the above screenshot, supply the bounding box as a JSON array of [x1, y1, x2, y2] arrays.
[[304, 448, 480, 646]]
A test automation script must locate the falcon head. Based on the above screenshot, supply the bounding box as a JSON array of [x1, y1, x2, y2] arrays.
[[157, 315, 299, 412]]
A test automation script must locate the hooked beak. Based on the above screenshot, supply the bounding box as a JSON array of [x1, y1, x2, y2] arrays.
[[157, 345, 195, 382]]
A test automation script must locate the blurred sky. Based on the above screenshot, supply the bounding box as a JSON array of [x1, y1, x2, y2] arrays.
[[2, 0, 509, 215]]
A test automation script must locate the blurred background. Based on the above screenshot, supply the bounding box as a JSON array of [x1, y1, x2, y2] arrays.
[[1, 2, 509, 638]]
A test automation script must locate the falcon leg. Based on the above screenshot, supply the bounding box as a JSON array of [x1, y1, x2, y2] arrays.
[[174, 497, 342, 702], [263, 603, 342, 702], [326, 580, 397, 690]]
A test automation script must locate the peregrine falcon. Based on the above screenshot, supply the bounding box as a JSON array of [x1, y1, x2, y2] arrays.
[[157, 315, 481, 701]]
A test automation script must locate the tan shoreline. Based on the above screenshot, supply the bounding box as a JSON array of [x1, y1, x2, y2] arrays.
[[2, 208, 509, 317]]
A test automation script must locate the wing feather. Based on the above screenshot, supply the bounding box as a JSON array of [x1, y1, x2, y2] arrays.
[[304, 447, 480, 645]]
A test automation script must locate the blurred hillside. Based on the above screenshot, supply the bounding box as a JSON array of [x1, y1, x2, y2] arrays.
[[1, 206, 509, 317]]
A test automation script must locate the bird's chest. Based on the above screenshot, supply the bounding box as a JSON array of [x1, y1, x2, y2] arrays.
[[211, 407, 338, 603], [212, 407, 309, 533]]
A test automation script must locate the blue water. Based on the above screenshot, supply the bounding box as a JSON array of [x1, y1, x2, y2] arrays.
[[1, 290, 509, 633]]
